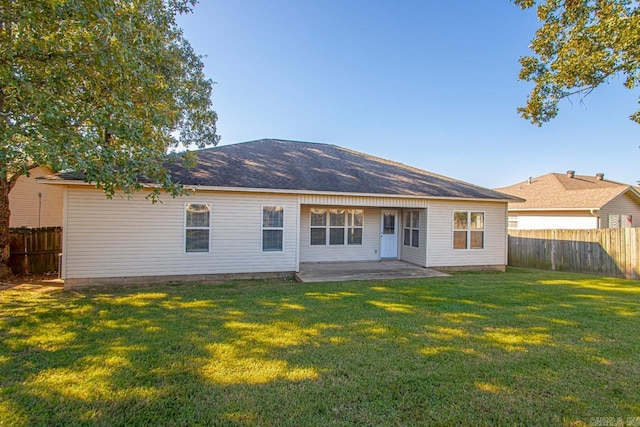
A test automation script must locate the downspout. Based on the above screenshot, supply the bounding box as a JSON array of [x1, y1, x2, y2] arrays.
[[295, 196, 301, 273], [425, 202, 430, 267], [505, 204, 509, 267], [38, 192, 42, 228], [589, 208, 600, 228], [61, 187, 68, 281]]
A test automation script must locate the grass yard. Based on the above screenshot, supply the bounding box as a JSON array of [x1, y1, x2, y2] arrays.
[[1, 268, 639, 426]]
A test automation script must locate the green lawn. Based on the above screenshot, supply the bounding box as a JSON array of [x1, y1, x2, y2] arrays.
[[1, 268, 639, 426]]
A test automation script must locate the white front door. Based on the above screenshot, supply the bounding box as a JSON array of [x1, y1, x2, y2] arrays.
[[380, 210, 398, 258]]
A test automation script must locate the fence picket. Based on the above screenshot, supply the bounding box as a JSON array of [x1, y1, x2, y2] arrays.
[[9, 227, 62, 275], [508, 228, 639, 279]]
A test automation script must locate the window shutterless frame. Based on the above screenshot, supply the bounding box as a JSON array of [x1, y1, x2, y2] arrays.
[[452, 210, 485, 250], [346, 209, 363, 245], [309, 208, 327, 246], [309, 208, 363, 246], [261, 205, 284, 252], [184, 202, 211, 253], [403, 210, 420, 248]]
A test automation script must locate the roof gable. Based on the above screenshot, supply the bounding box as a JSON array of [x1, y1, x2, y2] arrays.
[[496, 172, 640, 210]]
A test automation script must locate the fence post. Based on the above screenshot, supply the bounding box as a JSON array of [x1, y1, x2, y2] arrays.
[[9, 227, 62, 275], [22, 233, 30, 275], [508, 228, 639, 278]]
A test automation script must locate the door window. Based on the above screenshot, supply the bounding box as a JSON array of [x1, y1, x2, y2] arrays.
[[383, 213, 395, 234]]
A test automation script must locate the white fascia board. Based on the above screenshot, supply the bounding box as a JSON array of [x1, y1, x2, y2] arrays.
[[37, 179, 91, 186], [176, 185, 514, 203], [39, 179, 514, 203], [508, 207, 601, 212]]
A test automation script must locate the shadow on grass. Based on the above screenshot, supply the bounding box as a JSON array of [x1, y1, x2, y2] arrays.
[[1, 269, 639, 425]]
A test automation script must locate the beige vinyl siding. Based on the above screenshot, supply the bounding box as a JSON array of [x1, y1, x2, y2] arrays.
[[63, 187, 298, 279], [513, 212, 598, 230], [427, 201, 507, 267], [299, 194, 429, 208], [9, 166, 63, 227], [299, 206, 380, 262], [399, 208, 427, 267], [600, 192, 640, 228]]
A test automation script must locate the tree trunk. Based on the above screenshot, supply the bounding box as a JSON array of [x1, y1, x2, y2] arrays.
[[0, 176, 12, 279]]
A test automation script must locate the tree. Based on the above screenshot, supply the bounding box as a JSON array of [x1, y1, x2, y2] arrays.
[[0, 0, 218, 278], [512, 0, 640, 125]]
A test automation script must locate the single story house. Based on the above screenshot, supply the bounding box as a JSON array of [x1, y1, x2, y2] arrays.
[[9, 165, 64, 228], [44, 139, 519, 288], [495, 171, 640, 230]]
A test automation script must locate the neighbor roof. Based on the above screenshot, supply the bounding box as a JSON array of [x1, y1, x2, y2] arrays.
[[495, 172, 640, 210], [53, 139, 518, 201]]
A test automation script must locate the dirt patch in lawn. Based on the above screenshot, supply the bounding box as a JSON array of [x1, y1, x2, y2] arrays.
[[0, 273, 63, 292]]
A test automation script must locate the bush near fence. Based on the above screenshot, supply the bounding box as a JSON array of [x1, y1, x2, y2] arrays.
[[508, 228, 639, 279], [9, 227, 62, 275]]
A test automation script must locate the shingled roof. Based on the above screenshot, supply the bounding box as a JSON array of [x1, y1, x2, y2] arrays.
[[171, 139, 518, 200], [495, 172, 640, 210], [54, 139, 517, 201]]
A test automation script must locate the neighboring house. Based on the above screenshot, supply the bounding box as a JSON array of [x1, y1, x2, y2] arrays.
[[495, 171, 640, 230], [44, 139, 519, 287], [9, 165, 64, 228]]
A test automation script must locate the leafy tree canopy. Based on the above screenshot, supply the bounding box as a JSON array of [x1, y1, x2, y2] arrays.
[[513, 0, 640, 125], [0, 0, 217, 278], [1, 0, 218, 195]]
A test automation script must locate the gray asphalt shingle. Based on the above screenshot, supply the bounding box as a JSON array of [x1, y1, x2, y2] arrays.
[[53, 139, 516, 200], [166, 139, 514, 200]]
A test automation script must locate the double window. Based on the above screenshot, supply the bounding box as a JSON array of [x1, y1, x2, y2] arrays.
[[262, 206, 284, 251], [453, 211, 484, 250], [185, 203, 211, 252], [310, 208, 363, 245], [403, 211, 420, 248]]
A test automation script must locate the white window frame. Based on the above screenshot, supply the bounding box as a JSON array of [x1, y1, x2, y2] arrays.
[[329, 208, 346, 245], [507, 215, 518, 230], [262, 205, 284, 252], [310, 208, 328, 246], [403, 210, 420, 248], [346, 209, 364, 245], [184, 202, 211, 253], [453, 211, 485, 250], [309, 208, 363, 246]]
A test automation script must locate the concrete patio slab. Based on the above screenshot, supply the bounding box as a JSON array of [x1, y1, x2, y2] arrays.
[[295, 261, 449, 283]]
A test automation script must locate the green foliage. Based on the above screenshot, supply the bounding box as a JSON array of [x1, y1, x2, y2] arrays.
[[513, 0, 640, 125], [0, 0, 218, 196], [1, 269, 639, 425]]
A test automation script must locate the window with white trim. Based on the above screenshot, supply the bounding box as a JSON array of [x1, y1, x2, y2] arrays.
[[507, 215, 518, 229], [329, 209, 345, 245], [310, 208, 363, 245], [403, 211, 420, 248], [310, 208, 327, 246], [262, 206, 284, 251], [347, 209, 363, 245], [185, 203, 210, 252], [453, 211, 484, 250]]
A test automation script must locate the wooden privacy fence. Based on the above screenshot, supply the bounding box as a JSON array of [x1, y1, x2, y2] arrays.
[[9, 227, 62, 275], [508, 228, 639, 279]]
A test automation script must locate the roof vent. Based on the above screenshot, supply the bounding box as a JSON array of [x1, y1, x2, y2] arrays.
[[567, 170, 575, 178], [596, 173, 604, 181]]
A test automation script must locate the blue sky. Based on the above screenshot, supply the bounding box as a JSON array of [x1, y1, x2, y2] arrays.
[[177, 0, 639, 188]]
